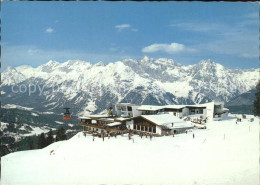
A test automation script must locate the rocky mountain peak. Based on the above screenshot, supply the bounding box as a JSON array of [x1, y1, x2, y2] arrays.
[[1, 56, 259, 115]]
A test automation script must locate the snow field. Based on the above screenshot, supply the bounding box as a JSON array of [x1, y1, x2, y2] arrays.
[[1, 115, 259, 185]]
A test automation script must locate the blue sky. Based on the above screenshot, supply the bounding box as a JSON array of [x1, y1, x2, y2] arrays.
[[1, 2, 259, 69]]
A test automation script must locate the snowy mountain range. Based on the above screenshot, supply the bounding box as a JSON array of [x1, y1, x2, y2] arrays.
[[1, 56, 259, 115], [225, 88, 257, 114]]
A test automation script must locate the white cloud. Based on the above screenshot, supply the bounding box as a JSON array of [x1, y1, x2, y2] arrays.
[[27, 49, 39, 55], [169, 19, 258, 59], [46, 28, 54, 33], [131, 28, 138, 32], [142, 43, 196, 54], [115, 24, 131, 32], [1, 44, 137, 69], [109, 47, 118, 52], [115, 24, 138, 32], [169, 22, 226, 32], [240, 53, 258, 59]]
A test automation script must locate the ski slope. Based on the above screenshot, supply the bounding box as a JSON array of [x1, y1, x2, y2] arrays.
[[1, 115, 259, 185]]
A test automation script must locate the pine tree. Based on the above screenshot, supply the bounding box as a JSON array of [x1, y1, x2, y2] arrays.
[[29, 139, 34, 150], [56, 128, 60, 142], [38, 133, 47, 149], [60, 127, 67, 140], [253, 80, 260, 117], [46, 129, 54, 146], [56, 127, 67, 142]]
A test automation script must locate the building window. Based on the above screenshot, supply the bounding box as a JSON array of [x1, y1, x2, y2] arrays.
[[127, 106, 132, 111], [121, 106, 127, 111], [153, 127, 156, 133], [145, 126, 148, 131], [149, 127, 152, 132]]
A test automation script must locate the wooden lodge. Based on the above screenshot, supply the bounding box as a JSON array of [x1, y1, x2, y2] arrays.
[[131, 114, 194, 136], [79, 116, 131, 136], [78, 102, 229, 137], [78, 113, 194, 137], [132, 116, 157, 134]]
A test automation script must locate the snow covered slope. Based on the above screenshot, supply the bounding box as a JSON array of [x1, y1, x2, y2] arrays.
[[1, 115, 259, 185], [0, 105, 81, 157], [1, 57, 259, 114]]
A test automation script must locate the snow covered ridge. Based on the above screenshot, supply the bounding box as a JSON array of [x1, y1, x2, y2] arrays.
[[1, 115, 259, 185], [1, 56, 259, 114], [2, 104, 34, 111]]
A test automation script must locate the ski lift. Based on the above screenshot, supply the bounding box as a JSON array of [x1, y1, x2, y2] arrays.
[[63, 108, 71, 120]]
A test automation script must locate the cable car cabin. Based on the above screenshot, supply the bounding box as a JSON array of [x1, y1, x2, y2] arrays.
[[63, 108, 72, 120]]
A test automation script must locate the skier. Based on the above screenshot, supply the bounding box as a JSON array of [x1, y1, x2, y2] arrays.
[[150, 134, 152, 140], [193, 133, 195, 139], [93, 136, 95, 142]]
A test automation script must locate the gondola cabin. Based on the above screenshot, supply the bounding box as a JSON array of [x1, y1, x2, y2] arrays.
[[63, 108, 72, 120]]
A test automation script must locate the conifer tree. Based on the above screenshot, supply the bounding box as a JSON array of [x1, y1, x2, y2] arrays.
[[253, 80, 260, 117], [29, 139, 34, 150], [46, 129, 54, 146], [38, 133, 47, 149], [56, 127, 67, 142]]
